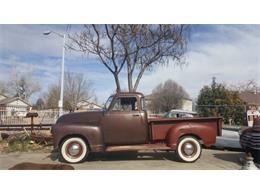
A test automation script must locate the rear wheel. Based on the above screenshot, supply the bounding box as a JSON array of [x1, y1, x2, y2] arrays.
[[60, 137, 89, 163], [176, 136, 202, 163]]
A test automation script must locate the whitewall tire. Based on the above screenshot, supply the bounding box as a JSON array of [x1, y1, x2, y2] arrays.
[[176, 136, 202, 163], [60, 137, 89, 163]]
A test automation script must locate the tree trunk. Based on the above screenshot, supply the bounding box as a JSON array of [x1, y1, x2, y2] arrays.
[[133, 67, 146, 92], [127, 65, 133, 92], [114, 73, 121, 92]]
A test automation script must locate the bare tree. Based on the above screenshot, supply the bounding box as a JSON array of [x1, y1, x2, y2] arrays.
[[0, 80, 9, 94], [64, 71, 94, 110], [229, 79, 260, 93], [44, 85, 60, 109], [69, 25, 189, 92], [69, 25, 126, 92], [44, 71, 94, 111], [7, 67, 41, 100], [150, 79, 189, 113]]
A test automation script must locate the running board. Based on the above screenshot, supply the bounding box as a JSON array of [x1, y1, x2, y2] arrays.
[[105, 144, 172, 152]]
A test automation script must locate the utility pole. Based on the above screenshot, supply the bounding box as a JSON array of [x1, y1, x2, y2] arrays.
[[43, 31, 66, 117]]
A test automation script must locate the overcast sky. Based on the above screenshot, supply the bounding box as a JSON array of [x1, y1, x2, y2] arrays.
[[0, 24, 259, 104]]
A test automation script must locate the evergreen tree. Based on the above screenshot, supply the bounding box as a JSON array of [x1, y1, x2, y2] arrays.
[[35, 98, 45, 110], [197, 78, 245, 125]]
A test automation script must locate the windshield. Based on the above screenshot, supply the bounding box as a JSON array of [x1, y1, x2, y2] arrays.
[[104, 96, 114, 110]]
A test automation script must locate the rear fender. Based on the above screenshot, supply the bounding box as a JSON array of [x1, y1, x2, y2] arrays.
[[166, 122, 217, 149]]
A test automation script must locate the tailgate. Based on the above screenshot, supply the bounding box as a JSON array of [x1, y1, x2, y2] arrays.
[[217, 118, 223, 136]]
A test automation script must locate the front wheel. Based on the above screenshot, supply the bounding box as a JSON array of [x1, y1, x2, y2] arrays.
[[176, 136, 202, 163], [60, 137, 89, 163]]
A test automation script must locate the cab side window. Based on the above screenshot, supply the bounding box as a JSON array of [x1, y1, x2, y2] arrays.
[[141, 97, 146, 111], [111, 97, 138, 112]]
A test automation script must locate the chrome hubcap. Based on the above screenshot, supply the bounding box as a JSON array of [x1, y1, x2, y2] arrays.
[[68, 143, 81, 156], [184, 143, 194, 156]]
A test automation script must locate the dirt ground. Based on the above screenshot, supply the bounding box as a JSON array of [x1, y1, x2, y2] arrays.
[[0, 148, 245, 170]]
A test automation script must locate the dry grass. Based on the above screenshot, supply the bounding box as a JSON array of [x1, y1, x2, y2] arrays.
[[0, 131, 53, 153], [0, 139, 45, 153]]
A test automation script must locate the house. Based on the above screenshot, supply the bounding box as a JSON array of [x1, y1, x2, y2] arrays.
[[0, 94, 8, 101], [0, 95, 32, 117], [76, 100, 102, 111], [181, 98, 193, 112], [144, 94, 153, 112], [238, 91, 260, 126], [238, 91, 260, 111]]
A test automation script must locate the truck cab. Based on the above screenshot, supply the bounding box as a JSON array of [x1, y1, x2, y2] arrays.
[[101, 92, 149, 145]]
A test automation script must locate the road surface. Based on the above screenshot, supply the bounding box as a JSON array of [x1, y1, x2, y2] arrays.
[[0, 129, 245, 170]]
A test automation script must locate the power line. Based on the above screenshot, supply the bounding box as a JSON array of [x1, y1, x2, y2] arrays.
[[196, 105, 246, 107]]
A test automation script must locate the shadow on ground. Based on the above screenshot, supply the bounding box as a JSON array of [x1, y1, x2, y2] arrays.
[[46, 152, 59, 161], [49, 151, 181, 162], [87, 151, 181, 162], [213, 152, 244, 165]]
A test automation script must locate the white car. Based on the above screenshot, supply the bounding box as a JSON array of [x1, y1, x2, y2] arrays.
[[164, 109, 197, 118]]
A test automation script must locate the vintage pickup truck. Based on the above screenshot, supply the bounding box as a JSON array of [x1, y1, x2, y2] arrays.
[[52, 92, 222, 163]]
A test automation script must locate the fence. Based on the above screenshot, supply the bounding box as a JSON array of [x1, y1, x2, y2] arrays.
[[37, 109, 60, 124], [0, 106, 29, 125], [0, 106, 67, 125]]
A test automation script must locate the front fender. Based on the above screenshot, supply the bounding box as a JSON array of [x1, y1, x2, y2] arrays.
[[52, 124, 104, 152]]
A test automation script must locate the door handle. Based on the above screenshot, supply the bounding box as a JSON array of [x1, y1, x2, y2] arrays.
[[132, 114, 140, 117]]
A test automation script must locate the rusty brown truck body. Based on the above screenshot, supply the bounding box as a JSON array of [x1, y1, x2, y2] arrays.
[[52, 92, 222, 163]]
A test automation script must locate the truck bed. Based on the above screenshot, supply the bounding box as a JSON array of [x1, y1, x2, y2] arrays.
[[148, 117, 222, 142]]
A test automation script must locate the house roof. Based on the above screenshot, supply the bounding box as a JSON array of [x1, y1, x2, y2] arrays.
[[0, 97, 31, 106], [0, 93, 8, 98], [239, 92, 260, 105], [182, 97, 193, 101]]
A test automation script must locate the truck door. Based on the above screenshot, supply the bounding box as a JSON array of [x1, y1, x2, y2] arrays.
[[102, 96, 148, 145]]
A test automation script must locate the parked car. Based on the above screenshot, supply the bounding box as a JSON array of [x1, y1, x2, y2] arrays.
[[52, 92, 222, 163], [239, 117, 260, 166], [163, 109, 197, 118]]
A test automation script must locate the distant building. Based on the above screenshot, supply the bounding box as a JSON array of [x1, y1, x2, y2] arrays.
[[0, 95, 32, 117], [0, 94, 8, 101], [76, 100, 102, 111], [144, 94, 153, 113], [181, 98, 193, 112], [239, 92, 260, 111], [238, 92, 260, 126]]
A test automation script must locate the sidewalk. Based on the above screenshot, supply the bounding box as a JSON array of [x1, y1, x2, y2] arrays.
[[215, 129, 241, 149]]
